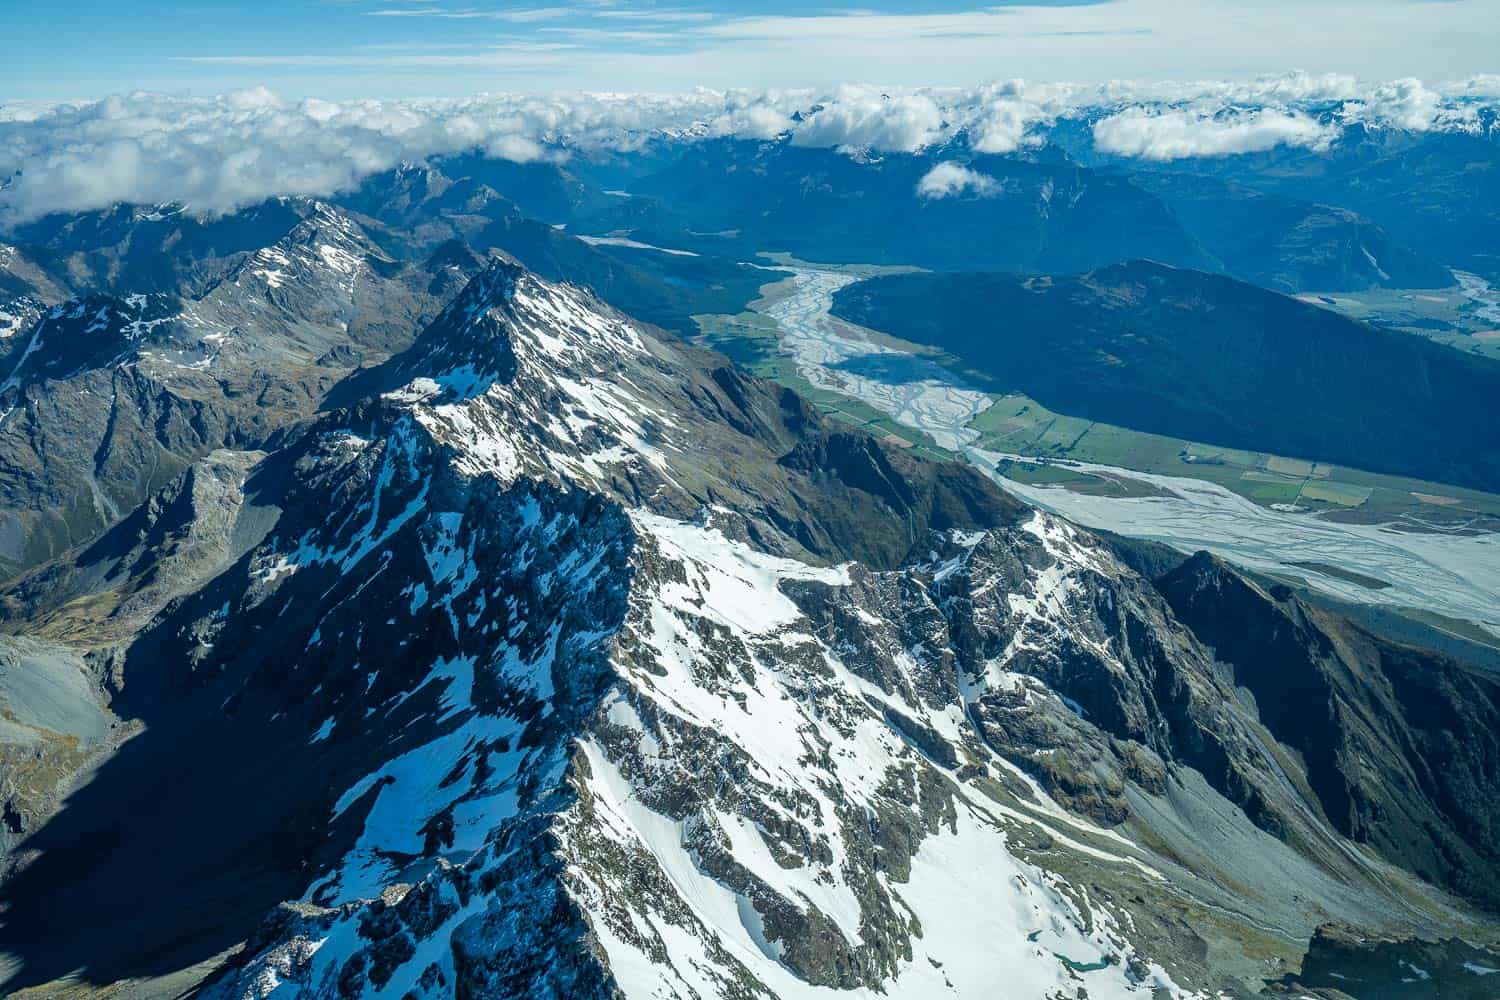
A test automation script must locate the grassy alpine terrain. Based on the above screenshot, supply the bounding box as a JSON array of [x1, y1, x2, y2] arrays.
[[831, 260, 1500, 494]]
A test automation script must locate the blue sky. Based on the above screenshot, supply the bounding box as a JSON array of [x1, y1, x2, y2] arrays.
[[4, 0, 1498, 100]]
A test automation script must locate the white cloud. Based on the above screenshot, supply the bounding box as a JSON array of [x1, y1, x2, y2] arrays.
[[485, 133, 550, 163], [917, 162, 998, 200], [593, 9, 715, 22], [367, 6, 573, 21], [967, 83, 1060, 154], [1087, 72, 1362, 108], [789, 90, 947, 153], [1341, 77, 1449, 132], [707, 102, 794, 141], [1447, 74, 1500, 99], [971, 104, 1038, 154], [2, 76, 1498, 224], [0, 90, 580, 223], [1091, 106, 1337, 160]]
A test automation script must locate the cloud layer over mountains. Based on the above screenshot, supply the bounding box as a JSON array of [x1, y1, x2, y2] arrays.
[[1, 75, 1497, 224]]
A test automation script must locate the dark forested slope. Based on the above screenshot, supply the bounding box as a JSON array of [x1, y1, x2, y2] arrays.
[[832, 260, 1500, 491]]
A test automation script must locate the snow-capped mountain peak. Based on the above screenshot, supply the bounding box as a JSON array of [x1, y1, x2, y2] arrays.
[[180, 262, 1314, 999]]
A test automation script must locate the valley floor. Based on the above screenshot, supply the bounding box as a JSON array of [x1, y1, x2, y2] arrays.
[[697, 258, 1500, 650]]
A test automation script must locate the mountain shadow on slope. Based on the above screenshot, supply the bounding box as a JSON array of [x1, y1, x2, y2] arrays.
[[831, 260, 1500, 493], [1269, 923, 1500, 999], [1158, 551, 1500, 909]]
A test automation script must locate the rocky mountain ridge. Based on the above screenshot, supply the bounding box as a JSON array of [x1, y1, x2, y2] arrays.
[[0, 256, 1494, 998], [0, 200, 480, 578]]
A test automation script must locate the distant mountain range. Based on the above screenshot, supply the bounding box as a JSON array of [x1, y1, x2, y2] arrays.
[[397, 127, 1498, 293], [1074, 120, 1500, 283]]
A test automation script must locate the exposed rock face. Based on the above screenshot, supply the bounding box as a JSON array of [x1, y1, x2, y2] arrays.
[[0, 202, 481, 577], [0, 448, 271, 645], [0, 260, 1494, 1000], [8, 199, 312, 296], [1158, 552, 1500, 907], [0, 635, 112, 859]]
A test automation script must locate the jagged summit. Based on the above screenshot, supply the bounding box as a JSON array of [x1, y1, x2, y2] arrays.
[[379, 256, 524, 398]]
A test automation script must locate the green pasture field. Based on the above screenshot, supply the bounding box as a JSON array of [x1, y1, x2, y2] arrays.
[[967, 392, 1500, 524]]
